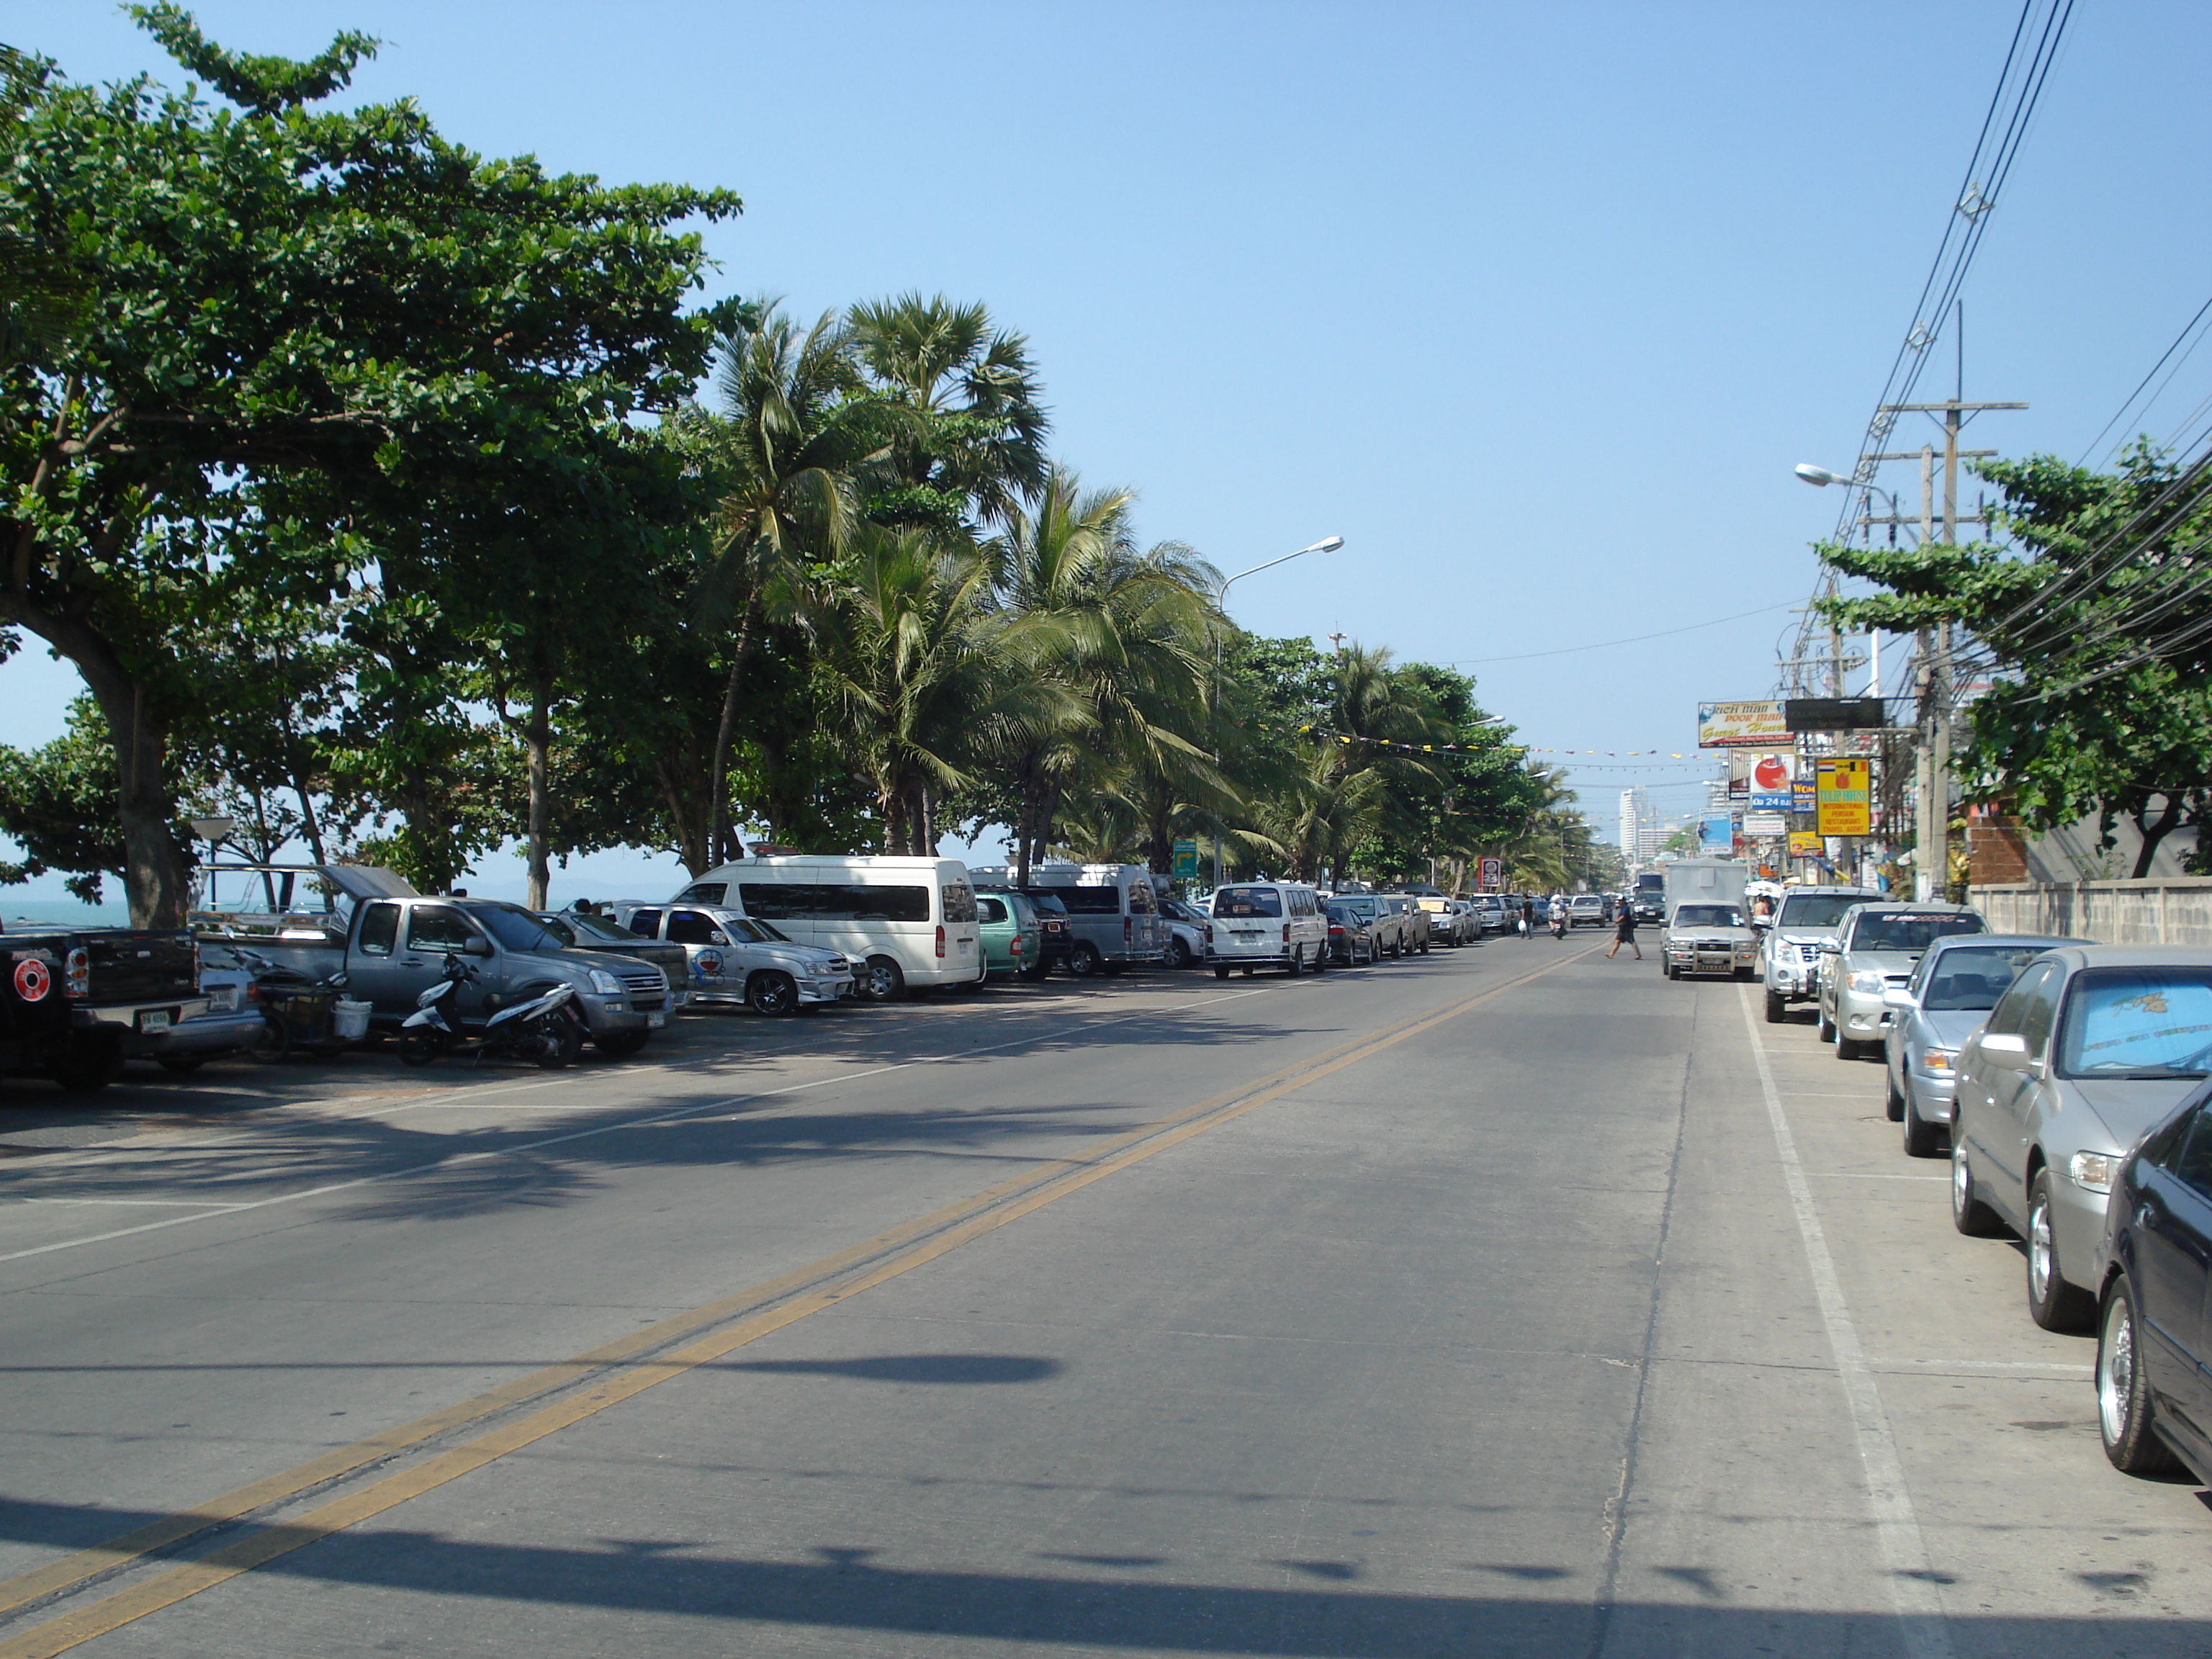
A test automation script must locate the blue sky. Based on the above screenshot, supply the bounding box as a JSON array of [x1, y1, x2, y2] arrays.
[[7, 1, 2211, 904]]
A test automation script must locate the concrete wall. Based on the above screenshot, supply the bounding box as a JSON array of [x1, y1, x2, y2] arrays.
[[1967, 878, 2212, 946]]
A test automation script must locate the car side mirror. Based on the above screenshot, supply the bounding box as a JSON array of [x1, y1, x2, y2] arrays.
[[462, 936, 494, 958], [1978, 1031, 2028, 1069], [1882, 986, 1915, 1011], [1819, 940, 1841, 954]]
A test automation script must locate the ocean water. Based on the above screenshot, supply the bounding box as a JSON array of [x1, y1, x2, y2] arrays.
[[1, 899, 135, 930]]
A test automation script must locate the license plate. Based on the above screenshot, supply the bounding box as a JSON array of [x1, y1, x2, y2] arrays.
[[207, 986, 238, 1012], [647, 1012, 666, 1028], [958, 938, 971, 953], [138, 1010, 171, 1033], [1235, 929, 1260, 939]]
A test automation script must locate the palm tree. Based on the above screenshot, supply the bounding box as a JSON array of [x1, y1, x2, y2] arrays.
[[977, 469, 1221, 881], [684, 300, 885, 864], [849, 294, 1049, 529]]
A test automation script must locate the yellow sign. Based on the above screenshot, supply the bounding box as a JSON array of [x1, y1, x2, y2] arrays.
[[1788, 831, 1825, 858], [1815, 757, 1870, 835], [1697, 700, 1789, 749]]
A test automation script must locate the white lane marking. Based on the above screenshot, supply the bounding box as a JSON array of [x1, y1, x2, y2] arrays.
[[1737, 984, 1954, 1659], [1818, 1174, 1950, 1182], [1871, 1357, 2094, 1374], [0, 986, 1289, 1265], [17, 1197, 248, 1208]]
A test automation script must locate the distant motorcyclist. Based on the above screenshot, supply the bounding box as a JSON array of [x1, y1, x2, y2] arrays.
[[1550, 896, 1570, 939]]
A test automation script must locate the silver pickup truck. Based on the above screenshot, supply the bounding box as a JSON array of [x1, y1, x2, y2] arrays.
[[192, 864, 672, 1057]]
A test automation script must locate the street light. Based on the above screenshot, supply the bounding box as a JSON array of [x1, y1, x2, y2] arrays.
[[1211, 536, 1346, 889], [1795, 462, 1905, 520]]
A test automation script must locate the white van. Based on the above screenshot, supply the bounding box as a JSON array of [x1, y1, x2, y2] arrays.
[[966, 863, 1165, 975], [670, 856, 982, 1002], [1206, 881, 1329, 977]]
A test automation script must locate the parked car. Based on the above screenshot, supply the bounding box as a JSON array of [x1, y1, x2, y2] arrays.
[[1951, 947, 2212, 1332], [1011, 864, 1166, 975], [1382, 894, 1431, 954], [1328, 894, 1405, 958], [1014, 888, 1078, 976], [974, 891, 1043, 981], [1413, 895, 1468, 947], [1661, 899, 1758, 981], [1, 920, 205, 1090], [1158, 896, 1209, 969], [530, 912, 692, 1013], [1568, 894, 1607, 929], [2091, 1081, 2212, 1480], [1817, 902, 1985, 1058], [129, 949, 270, 1072], [1761, 886, 1884, 1022], [610, 902, 853, 1015], [1469, 895, 1508, 935], [1324, 901, 1376, 966], [1881, 934, 2087, 1156], [672, 855, 982, 1002], [1207, 881, 1329, 977]]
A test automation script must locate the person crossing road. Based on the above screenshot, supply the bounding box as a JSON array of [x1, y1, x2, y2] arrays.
[[1605, 896, 1642, 960]]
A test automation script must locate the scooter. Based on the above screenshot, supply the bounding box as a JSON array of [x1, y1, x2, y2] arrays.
[[222, 945, 354, 1062], [398, 954, 581, 1069], [1551, 909, 1570, 940]]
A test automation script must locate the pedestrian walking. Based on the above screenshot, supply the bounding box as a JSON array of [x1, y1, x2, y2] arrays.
[[1519, 898, 1534, 938], [1606, 900, 1641, 960]]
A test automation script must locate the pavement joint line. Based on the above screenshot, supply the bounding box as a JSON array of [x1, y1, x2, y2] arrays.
[[1817, 1173, 1951, 1182], [1735, 982, 1955, 1659], [0, 953, 1582, 1646], [1869, 1358, 2095, 1373], [0, 986, 1289, 1267]]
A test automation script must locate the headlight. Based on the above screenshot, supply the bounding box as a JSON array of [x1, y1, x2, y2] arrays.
[[588, 968, 623, 996], [1847, 970, 1887, 993], [1920, 1048, 1956, 1074], [2069, 1151, 2118, 1194]]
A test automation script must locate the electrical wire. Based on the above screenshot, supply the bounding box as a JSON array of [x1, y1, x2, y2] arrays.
[[1442, 600, 1799, 665], [2077, 290, 2212, 467]]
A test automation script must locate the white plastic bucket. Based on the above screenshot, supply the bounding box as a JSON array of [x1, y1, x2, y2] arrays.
[[332, 999, 372, 1041]]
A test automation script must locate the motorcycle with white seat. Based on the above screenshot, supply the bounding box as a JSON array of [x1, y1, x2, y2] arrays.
[[398, 953, 582, 1069]]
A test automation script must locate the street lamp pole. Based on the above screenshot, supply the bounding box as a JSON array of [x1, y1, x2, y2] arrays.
[[1212, 536, 1344, 891]]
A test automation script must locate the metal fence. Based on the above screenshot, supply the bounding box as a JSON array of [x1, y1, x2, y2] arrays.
[[1966, 878, 2212, 946]]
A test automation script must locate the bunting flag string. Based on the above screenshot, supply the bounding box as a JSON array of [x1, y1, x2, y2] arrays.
[[1241, 720, 1697, 762]]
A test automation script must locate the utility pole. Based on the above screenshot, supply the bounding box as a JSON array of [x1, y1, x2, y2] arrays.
[[1878, 377, 2026, 899]]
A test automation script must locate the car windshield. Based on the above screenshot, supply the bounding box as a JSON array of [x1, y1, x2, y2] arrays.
[[2056, 967, 2212, 1078], [549, 913, 645, 944], [1674, 905, 1745, 928], [1921, 945, 2051, 1012], [1023, 892, 1069, 918], [716, 915, 782, 944], [464, 903, 562, 953], [1213, 886, 1282, 918], [1851, 913, 1983, 953], [1336, 897, 1379, 919], [1777, 894, 1869, 930]]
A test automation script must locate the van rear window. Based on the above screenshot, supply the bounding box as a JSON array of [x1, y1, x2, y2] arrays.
[[1214, 887, 1282, 918], [739, 882, 930, 923], [1055, 887, 1124, 915]]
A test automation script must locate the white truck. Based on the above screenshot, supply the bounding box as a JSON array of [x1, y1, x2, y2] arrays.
[[1660, 858, 1758, 981]]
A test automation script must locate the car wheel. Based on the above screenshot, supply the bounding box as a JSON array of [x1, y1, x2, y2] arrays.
[[158, 1056, 207, 1074], [1213, 964, 1231, 980], [1733, 966, 1754, 981], [1286, 945, 1304, 977], [1068, 942, 1102, 978], [51, 1048, 122, 1093], [2026, 1170, 2097, 1331], [248, 1012, 292, 1065], [595, 1030, 650, 1059], [1900, 1080, 1942, 1158], [2098, 1274, 2183, 1475], [1817, 1004, 1835, 1042], [397, 1026, 443, 1067], [1419, 936, 1430, 954], [1764, 990, 1786, 1024], [1835, 1030, 1863, 1061], [747, 971, 799, 1016], [1164, 935, 1192, 969], [1884, 1071, 1906, 1121], [1664, 962, 1678, 980], [1240, 966, 1254, 976], [1951, 1132, 2005, 1237], [1313, 945, 1328, 973], [860, 956, 907, 1002]]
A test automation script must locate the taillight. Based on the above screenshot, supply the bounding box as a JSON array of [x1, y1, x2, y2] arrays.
[[64, 945, 89, 999], [1204, 924, 1213, 944], [935, 925, 946, 959], [1282, 923, 1291, 943], [1011, 936, 1024, 956], [1123, 914, 1132, 943]]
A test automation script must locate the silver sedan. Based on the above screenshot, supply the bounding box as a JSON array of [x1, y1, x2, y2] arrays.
[[1881, 934, 2087, 1156]]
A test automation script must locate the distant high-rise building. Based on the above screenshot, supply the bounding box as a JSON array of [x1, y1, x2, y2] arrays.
[[1617, 787, 1650, 856]]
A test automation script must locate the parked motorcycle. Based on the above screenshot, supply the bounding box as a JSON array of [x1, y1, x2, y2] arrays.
[[398, 954, 581, 1069], [220, 945, 354, 1063]]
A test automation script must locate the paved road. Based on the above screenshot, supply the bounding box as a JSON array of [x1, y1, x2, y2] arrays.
[[0, 942, 2206, 1656]]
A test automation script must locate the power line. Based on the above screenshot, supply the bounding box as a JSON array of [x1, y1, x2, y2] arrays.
[[2077, 290, 2212, 466], [1444, 601, 1799, 666]]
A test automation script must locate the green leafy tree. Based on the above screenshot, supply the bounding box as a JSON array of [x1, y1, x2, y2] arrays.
[[0, 6, 737, 922]]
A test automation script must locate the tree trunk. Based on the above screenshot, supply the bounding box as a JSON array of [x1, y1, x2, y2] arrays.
[[653, 753, 709, 874], [1014, 792, 1035, 886], [2131, 796, 2184, 880], [523, 660, 555, 910], [706, 601, 760, 868], [913, 783, 935, 857], [0, 597, 189, 925]]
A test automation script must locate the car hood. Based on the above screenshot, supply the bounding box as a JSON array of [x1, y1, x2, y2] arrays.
[[752, 943, 848, 970], [1843, 950, 1920, 976], [1776, 929, 1842, 948], [1670, 926, 1758, 942], [516, 947, 657, 981], [2064, 1076, 2209, 1153]]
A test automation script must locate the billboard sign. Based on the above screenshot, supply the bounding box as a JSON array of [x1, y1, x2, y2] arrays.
[[1815, 757, 1871, 835], [1698, 700, 1790, 749], [1791, 780, 1818, 813], [1788, 830, 1825, 858], [1478, 856, 1503, 891], [1699, 811, 1736, 853], [1785, 697, 1887, 732], [1745, 751, 1796, 811], [1743, 812, 1788, 837], [1172, 839, 1198, 881]]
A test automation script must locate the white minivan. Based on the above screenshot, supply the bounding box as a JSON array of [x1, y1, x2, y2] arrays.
[[670, 856, 983, 1002], [1206, 881, 1330, 977]]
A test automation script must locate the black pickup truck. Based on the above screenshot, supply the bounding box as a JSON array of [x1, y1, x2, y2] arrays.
[[1, 925, 205, 1091]]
